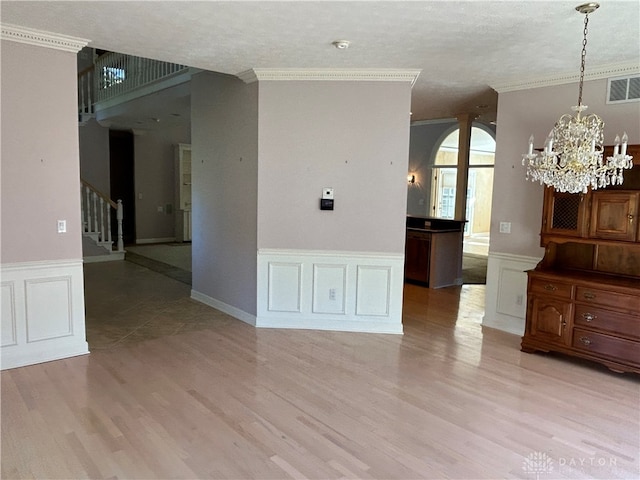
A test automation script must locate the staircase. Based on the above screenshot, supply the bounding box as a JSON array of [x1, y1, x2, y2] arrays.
[[81, 180, 125, 263]]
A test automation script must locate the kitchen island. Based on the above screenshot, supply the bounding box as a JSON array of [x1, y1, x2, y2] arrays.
[[404, 216, 465, 288]]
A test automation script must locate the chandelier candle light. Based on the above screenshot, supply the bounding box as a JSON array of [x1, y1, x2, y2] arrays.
[[522, 2, 633, 194]]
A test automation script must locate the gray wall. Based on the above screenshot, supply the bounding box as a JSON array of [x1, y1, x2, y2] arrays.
[[134, 125, 190, 241], [406, 119, 457, 216], [257, 80, 411, 254], [191, 72, 259, 315], [1, 40, 82, 263], [79, 118, 110, 195], [491, 77, 640, 257]]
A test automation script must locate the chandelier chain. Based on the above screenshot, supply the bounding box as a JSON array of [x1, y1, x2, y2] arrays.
[[578, 12, 589, 106]]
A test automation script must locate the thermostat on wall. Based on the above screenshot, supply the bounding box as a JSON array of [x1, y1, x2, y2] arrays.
[[321, 188, 334, 210]]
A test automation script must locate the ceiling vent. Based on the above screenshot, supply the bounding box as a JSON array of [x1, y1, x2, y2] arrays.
[[607, 75, 640, 104]]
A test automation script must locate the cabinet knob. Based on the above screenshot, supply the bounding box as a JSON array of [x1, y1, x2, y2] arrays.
[[628, 214, 634, 222], [544, 284, 557, 291], [579, 336, 592, 346], [582, 312, 596, 322], [582, 292, 596, 300]]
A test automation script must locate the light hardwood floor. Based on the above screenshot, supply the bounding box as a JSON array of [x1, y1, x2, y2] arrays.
[[2, 261, 638, 479]]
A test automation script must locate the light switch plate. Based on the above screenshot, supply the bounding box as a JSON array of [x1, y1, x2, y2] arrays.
[[57, 220, 66, 233], [499, 221, 511, 234]]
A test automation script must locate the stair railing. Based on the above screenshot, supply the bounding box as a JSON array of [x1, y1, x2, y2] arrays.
[[80, 180, 124, 252], [78, 65, 95, 119]]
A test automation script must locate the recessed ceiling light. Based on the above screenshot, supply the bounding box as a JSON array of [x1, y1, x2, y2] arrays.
[[332, 40, 350, 50]]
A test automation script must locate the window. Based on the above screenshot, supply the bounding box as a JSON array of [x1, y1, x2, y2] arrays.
[[431, 125, 495, 254], [101, 66, 126, 89]]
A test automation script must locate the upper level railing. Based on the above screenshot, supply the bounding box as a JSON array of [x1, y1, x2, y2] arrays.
[[78, 51, 188, 116]]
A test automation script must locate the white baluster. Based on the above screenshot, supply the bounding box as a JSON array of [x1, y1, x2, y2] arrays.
[[85, 186, 92, 232], [99, 197, 105, 242], [88, 69, 94, 114], [107, 202, 113, 245], [92, 191, 98, 233], [116, 200, 124, 252], [80, 185, 85, 231]]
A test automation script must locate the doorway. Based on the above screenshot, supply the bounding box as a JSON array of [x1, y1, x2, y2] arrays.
[[109, 130, 136, 245]]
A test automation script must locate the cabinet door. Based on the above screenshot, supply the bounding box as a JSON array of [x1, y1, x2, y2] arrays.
[[404, 233, 430, 283], [528, 296, 572, 345], [541, 188, 589, 237], [589, 191, 639, 241]]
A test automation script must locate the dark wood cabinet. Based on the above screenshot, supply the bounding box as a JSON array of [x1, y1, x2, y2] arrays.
[[522, 144, 640, 374], [405, 231, 430, 284], [589, 191, 639, 241], [404, 217, 464, 288], [542, 190, 590, 237]]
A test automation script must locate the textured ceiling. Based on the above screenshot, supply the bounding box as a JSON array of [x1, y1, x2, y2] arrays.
[[2, 1, 639, 123]]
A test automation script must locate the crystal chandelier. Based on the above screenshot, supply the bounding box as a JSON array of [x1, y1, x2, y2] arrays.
[[522, 2, 633, 194]]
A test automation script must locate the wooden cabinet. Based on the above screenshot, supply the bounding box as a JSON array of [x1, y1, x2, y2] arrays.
[[523, 271, 640, 373], [523, 144, 640, 374], [404, 217, 464, 288], [542, 189, 589, 237], [589, 191, 639, 241], [404, 231, 430, 284]]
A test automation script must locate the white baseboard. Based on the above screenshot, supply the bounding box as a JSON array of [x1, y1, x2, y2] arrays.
[[191, 290, 257, 326], [1, 259, 90, 370], [483, 251, 541, 336], [135, 237, 176, 245]]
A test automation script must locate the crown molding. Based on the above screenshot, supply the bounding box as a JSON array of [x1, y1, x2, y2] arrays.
[[491, 62, 640, 93], [238, 68, 421, 87], [1, 23, 89, 53]]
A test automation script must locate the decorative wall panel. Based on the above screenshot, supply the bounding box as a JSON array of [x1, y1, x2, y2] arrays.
[[1, 260, 89, 370], [355, 266, 391, 316], [268, 262, 302, 313], [257, 249, 403, 334], [1, 282, 17, 347], [312, 264, 347, 314], [483, 252, 541, 336]]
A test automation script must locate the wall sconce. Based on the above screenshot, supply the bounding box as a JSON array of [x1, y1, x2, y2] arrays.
[[407, 174, 416, 184]]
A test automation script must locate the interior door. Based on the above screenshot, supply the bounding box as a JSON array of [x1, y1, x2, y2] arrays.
[[109, 130, 136, 245]]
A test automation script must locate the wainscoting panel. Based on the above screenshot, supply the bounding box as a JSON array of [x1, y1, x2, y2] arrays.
[[1, 282, 17, 347], [1, 260, 89, 370], [312, 264, 347, 314], [355, 266, 391, 317], [25, 276, 73, 342], [483, 252, 541, 336], [257, 249, 404, 334], [268, 262, 303, 313]]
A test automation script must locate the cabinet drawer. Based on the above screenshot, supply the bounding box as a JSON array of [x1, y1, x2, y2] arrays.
[[529, 278, 573, 299], [574, 304, 640, 339], [575, 287, 640, 311], [573, 328, 640, 364]]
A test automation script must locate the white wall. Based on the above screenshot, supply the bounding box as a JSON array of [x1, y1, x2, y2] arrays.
[[485, 76, 640, 335], [190, 72, 259, 317], [1, 39, 89, 369]]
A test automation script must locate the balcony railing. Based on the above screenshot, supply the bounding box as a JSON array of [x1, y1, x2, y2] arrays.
[[78, 52, 188, 116]]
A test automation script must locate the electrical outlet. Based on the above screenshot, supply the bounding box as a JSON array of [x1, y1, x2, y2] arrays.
[[516, 294, 523, 306], [329, 288, 336, 301], [499, 222, 511, 234]]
